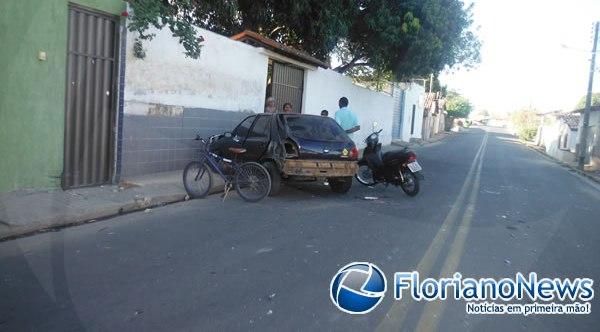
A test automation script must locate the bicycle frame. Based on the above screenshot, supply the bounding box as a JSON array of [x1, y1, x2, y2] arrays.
[[198, 149, 242, 185]]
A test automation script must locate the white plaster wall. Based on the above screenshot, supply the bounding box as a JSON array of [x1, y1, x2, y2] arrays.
[[400, 84, 425, 142], [540, 121, 577, 163], [302, 68, 395, 147], [124, 27, 269, 114]]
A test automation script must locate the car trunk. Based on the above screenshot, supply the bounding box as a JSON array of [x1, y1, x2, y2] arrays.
[[293, 138, 355, 160]]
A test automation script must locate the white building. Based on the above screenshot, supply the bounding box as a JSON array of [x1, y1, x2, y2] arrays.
[[537, 111, 580, 163], [391, 82, 425, 143]]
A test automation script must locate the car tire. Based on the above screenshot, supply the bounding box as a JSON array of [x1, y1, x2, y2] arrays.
[[263, 161, 282, 196], [329, 176, 352, 194]]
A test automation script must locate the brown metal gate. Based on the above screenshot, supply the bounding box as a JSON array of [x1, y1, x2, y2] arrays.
[[63, 5, 119, 188], [271, 62, 304, 113]]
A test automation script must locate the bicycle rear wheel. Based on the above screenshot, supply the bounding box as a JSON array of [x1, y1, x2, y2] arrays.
[[235, 162, 271, 202], [183, 161, 212, 198]]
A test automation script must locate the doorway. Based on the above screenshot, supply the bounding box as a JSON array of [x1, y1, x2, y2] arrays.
[[266, 60, 304, 113], [62, 4, 119, 188]]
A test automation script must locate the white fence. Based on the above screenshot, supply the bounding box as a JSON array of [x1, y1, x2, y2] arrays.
[[124, 28, 269, 115], [123, 25, 398, 157], [302, 68, 395, 146]]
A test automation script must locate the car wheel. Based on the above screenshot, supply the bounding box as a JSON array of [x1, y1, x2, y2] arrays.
[[329, 176, 352, 194], [263, 161, 282, 196]]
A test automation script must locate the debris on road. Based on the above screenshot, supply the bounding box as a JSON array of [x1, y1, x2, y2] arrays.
[[363, 196, 379, 200], [482, 190, 501, 195], [256, 247, 273, 254]]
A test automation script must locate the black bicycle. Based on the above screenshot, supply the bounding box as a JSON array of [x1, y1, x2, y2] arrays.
[[183, 135, 271, 202]]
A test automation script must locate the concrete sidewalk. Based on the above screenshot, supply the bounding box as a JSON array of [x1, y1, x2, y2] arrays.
[[391, 130, 455, 147], [522, 141, 600, 185], [0, 171, 208, 240]]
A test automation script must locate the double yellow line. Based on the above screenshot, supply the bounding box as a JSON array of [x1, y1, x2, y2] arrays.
[[376, 133, 489, 332]]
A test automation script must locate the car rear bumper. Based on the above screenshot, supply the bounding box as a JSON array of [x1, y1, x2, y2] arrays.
[[282, 159, 358, 177]]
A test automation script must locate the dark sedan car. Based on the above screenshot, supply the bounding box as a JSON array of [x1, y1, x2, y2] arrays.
[[211, 113, 359, 194]]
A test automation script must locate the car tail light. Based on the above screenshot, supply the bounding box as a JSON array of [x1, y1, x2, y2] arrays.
[[350, 147, 359, 160], [407, 152, 417, 162]]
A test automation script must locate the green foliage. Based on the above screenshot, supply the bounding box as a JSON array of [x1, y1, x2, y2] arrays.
[[445, 91, 473, 118], [128, 0, 203, 59], [575, 93, 600, 109], [510, 108, 539, 142], [128, 0, 480, 79], [339, 0, 481, 80]]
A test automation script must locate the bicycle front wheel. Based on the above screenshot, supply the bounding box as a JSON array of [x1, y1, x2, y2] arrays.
[[235, 162, 271, 202], [183, 161, 212, 199]]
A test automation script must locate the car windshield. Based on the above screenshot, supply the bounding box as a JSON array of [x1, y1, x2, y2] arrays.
[[284, 115, 348, 142]]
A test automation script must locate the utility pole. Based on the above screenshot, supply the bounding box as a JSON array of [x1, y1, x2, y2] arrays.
[[578, 21, 599, 170], [429, 73, 434, 93]]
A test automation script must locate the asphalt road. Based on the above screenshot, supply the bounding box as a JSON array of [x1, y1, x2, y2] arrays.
[[1, 127, 599, 331]]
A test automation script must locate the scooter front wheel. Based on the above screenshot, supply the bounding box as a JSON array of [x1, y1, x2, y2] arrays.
[[355, 164, 377, 186]]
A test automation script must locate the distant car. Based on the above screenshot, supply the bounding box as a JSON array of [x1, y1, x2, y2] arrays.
[[210, 113, 359, 195]]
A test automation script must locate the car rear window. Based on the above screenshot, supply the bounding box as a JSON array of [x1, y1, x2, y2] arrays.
[[284, 115, 349, 142]]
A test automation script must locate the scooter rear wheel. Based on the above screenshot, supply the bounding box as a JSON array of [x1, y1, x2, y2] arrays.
[[400, 171, 420, 196], [355, 164, 377, 186]]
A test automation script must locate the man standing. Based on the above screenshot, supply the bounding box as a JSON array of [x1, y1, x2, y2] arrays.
[[335, 97, 360, 138]]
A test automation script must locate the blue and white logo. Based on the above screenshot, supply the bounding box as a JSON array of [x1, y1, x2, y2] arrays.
[[330, 262, 387, 314]]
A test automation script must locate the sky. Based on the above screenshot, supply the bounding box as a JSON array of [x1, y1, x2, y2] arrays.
[[440, 0, 600, 115]]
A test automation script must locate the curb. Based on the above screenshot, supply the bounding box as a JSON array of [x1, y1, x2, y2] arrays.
[[0, 172, 228, 242], [0, 193, 189, 242], [520, 141, 600, 186]]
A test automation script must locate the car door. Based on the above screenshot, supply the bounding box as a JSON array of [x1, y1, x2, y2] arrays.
[[242, 115, 271, 161], [216, 115, 256, 159]]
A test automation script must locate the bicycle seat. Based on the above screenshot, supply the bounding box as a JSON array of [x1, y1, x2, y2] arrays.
[[228, 147, 247, 154]]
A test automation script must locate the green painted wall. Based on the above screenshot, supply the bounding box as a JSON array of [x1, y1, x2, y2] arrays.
[[0, 0, 125, 192]]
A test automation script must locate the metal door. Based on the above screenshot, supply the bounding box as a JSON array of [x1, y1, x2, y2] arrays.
[[63, 5, 119, 188], [271, 62, 304, 113]]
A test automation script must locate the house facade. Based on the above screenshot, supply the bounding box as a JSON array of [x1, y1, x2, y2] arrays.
[[0, 0, 126, 192], [391, 83, 425, 143], [537, 111, 580, 163], [422, 92, 447, 140]]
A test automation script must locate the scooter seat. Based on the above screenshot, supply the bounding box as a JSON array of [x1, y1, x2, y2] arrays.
[[382, 150, 409, 165]]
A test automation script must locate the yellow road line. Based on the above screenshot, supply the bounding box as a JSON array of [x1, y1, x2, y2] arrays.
[[376, 133, 489, 332], [414, 134, 488, 332]]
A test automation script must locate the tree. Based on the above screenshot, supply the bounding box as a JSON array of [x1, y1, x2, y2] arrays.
[[128, 0, 480, 80], [335, 0, 481, 81], [445, 91, 473, 118], [575, 93, 600, 109], [510, 108, 539, 142]]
